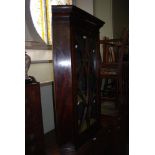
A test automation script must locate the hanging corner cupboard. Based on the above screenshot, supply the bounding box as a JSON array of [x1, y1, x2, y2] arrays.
[[52, 5, 104, 150]]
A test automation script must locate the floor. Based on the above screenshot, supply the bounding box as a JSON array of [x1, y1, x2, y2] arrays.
[[44, 113, 129, 155]]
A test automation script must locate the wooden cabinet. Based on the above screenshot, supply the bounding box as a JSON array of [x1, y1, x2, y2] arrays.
[[25, 78, 44, 155], [52, 5, 104, 150]]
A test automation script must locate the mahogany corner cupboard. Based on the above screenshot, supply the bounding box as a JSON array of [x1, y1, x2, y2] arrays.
[[52, 5, 104, 150]]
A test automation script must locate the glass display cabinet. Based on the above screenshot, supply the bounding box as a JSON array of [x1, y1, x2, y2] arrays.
[[52, 5, 104, 151]]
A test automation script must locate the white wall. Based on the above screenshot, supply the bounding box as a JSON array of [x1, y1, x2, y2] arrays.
[[94, 0, 113, 39], [26, 49, 53, 82], [40, 83, 55, 133], [75, 0, 94, 15], [112, 0, 129, 38], [25, 22, 33, 41], [29, 63, 53, 82]]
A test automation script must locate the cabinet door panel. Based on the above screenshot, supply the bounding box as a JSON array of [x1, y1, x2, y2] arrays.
[[75, 32, 99, 134]]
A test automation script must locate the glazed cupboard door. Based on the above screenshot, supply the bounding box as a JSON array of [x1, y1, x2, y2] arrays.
[[75, 33, 100, 135]]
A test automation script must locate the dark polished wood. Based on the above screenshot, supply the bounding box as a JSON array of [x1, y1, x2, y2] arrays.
[[25, 77, 45, 155], [52, 5, 104, 150], [44, 126, 128, 155]]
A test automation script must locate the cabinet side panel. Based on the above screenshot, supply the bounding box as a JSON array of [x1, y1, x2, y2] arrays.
[[52, 17, 75, 145]]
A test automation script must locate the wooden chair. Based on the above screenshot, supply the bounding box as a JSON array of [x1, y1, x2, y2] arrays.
[[99, 34, 128, 118], [99, 29, 129, 155]]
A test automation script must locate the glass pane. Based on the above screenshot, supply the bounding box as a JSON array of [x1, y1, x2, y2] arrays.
[[75, 34, 98, 134]]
